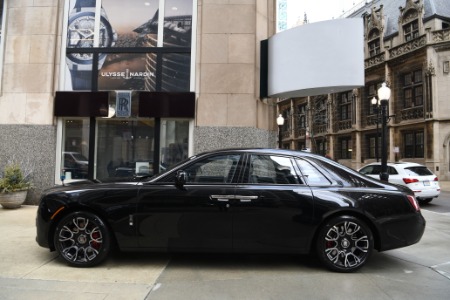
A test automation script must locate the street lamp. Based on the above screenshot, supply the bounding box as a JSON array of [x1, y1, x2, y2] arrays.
[[377, 82, 391, 182], [276, 114, 285, 149], [371, 97, 380, 162]]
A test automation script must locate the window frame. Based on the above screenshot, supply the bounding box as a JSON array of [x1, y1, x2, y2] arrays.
[[402, 69, 423, 108], [403, 19, 419, 42], [404, 131, 424, 158]]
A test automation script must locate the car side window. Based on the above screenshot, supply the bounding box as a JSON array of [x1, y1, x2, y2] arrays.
[[295, 159, 331, 186], [183, 154, 241, 184], [360, 165, 381, 175], [388, 166, 398, 175], [247, 155, 300, 184]]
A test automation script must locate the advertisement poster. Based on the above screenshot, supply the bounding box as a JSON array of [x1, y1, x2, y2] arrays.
[[66, 0, 193, 91]]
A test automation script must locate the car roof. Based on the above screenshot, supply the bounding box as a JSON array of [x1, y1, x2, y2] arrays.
[[362, 162, 424, 167], [194, 148, 322, 159]]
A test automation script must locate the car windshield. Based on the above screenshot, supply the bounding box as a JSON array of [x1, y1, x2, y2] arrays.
[[404, 167, 433, 176]]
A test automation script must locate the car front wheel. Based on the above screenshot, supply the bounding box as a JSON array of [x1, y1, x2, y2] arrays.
[[54, 211, 111, 267], [316, 215, 373, 272]]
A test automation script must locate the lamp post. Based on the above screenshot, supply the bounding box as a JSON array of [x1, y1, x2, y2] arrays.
[[276, 114, 285, 149], [377, 82, 391, 182], [371, 97, 380, 162]]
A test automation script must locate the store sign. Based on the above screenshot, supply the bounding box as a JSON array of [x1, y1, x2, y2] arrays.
[[100, 69, 155, 80], [116, 91, 132, 117]]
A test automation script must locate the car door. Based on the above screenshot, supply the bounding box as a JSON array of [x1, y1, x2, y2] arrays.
[[232, 153, 315, 253], [136, 153, 243, 251]]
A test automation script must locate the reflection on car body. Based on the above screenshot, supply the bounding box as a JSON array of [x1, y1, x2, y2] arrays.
[[36, 148, 425, 272], [358, 162, 440, 204]]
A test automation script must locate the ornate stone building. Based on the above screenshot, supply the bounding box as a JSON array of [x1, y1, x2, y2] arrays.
[[278, 0, 450, 180]]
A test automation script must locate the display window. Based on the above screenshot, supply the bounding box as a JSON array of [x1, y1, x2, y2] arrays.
[[64, 0, 193, 91], [58, 0, 195, 183]]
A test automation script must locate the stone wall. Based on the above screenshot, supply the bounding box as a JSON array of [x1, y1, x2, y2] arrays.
[[194, 126, 277, 154], [0, 125, 56, 205]]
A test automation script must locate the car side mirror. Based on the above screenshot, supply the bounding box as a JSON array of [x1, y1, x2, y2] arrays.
[[175, 170, 187, 189]]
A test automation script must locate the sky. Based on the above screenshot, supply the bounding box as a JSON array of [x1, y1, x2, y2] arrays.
[[286, 0, 366, 27]]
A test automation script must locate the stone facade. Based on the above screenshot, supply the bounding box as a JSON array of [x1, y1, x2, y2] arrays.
[[0, 0, 277, 204]]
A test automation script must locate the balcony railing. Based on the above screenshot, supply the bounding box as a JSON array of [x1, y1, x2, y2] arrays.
[[365, 52, 385, 69], [312, 124, 327, 135], [389, 35, 426, 59], [400, 106, 424, 121], [294, 128, 307, 138], [365, 114, 379, 127], [432, 28, 450, 43], [336, 120, 352, 131]]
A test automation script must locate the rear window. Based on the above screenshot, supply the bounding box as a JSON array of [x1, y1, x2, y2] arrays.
[[404, 167, 433, 176]]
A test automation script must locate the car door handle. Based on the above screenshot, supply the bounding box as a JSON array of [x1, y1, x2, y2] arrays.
[[210, 195, 235, 202], [235, 195, 258, 202]]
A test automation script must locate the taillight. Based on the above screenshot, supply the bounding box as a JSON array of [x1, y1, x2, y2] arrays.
[[407, 195, 420, 211], [403, 178, 419, 184], [434, 177, 439, 181]]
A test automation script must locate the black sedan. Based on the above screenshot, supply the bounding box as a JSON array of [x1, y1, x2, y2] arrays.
[[36, 148, 425, 272]]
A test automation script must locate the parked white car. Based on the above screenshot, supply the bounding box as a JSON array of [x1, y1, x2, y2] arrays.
[[358, 162, 440, 204]]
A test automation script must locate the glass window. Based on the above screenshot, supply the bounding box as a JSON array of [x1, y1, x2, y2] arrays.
[[103, 0, 159, 48], [340, 138, 352, 159], [163, 0, 193, 47], [368, 135, 380, 159], [98, 53, 155, 91], [248, 155, 300, 184], [64, 0, 194, 92], [338, 91, 352, 121], [402, 70, 423, 108], [161, 53, 191, 91], [295, 159, 330, 186], [160, 120, 190, 171], [369, 37, 380, 57], [96, 119, 155, 179], [404, 131, 424, 158], [405, 166, 433, 176], [404, 19, 419, 42], [183, 154, 241, 184], [61, 119, 90, 180]]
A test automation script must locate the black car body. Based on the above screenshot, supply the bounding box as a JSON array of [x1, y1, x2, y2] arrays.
[[36, 148, 425, 272]]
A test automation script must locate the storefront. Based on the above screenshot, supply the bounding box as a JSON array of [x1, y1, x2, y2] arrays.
[[57, 0, 196, 181]]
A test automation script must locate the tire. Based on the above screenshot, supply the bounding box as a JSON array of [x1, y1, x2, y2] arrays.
[[316, 215, 373, 272], [54, 211, 111, 267]]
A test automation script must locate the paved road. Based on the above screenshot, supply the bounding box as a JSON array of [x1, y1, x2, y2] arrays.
[[423, 190, 450, 214], [1, 205, 449, 300]]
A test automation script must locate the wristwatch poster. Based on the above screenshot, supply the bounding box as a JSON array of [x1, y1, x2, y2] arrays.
[[66, 0, 117, 90]]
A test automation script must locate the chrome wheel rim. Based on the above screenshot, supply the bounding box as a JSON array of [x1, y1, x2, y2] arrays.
[[323, 221, 369, 269], [57, 216, 103, 263]]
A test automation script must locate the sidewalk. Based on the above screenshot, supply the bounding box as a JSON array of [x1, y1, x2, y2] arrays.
[[440, 181, 450, 192], [0, 206, 165, 300]]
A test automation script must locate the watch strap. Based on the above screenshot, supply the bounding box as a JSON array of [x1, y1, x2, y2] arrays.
[[70, 70, 92, 90]]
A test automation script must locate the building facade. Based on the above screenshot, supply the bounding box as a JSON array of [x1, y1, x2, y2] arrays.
[[278, 0, 450, 180], [0, 0, 277, 204]]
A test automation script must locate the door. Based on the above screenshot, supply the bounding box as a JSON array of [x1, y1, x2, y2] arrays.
[[136, 153, 243, 251], [232, 154, 314, 253]]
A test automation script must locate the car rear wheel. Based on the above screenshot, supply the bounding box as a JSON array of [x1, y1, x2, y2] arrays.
[[54, 211, 111, 267], [316, 215, 373, 272]]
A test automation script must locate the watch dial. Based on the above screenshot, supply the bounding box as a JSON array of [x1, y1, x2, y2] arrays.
[[67, 12, 115, 62]]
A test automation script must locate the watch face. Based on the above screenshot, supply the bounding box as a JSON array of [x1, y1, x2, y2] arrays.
[[67, 11, 116, 63]]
